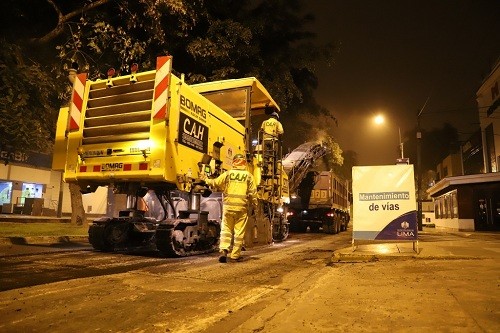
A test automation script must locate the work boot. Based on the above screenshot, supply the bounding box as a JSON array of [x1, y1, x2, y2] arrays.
[[229, 256, 244, 263], [218, 249, 228, 263]]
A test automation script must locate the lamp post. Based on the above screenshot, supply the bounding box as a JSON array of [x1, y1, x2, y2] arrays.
[[398, 127, 404, 159], [416, 95, 431, 232], [416, 113, 423, 231]]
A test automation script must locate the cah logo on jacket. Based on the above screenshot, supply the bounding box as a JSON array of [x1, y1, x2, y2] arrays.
[[230, 172, 247, 182]]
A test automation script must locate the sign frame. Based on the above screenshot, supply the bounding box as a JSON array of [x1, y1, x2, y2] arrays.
[[352, 165, 418, 252]]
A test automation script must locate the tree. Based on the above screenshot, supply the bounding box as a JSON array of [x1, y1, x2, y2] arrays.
[[332, 150, 358, 182], [321, 134, 344, 169], [4, 0, 337, 148], [0, 40, 61, 155]]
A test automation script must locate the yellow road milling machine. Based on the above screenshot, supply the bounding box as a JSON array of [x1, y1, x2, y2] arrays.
[[53, 56, 289, 256]]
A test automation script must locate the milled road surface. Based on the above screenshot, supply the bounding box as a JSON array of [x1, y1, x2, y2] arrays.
[[0, 230, 498, 332]]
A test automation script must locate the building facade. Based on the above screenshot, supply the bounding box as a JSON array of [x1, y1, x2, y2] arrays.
[[427, 173, 500, 231], [0, 148, 106, 217], [477, 59, 500, 172], [461, 129, 484, 175], [436, 153, 463, 181], [0, 149, 65, 215], [427, 58, 500, 231]]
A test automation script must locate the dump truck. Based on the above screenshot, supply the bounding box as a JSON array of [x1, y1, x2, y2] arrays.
[[53, 56, 289, 256], [282, 143, 350, 234]]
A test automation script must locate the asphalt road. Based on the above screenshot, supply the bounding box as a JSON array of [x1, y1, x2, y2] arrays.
[[0, 230, 498, 332], [0, 232, 348, 291]]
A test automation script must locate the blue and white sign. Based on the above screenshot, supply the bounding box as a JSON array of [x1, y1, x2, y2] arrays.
[[352, 165, 417, 240]]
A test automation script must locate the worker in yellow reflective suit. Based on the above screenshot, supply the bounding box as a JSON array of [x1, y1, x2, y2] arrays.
[[203, 154, 258, 263], [260, 111, 284, 143], [260, 111, 284, 176]]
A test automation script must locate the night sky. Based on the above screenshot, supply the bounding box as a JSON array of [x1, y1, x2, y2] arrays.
[[307, 0, 499, 165]]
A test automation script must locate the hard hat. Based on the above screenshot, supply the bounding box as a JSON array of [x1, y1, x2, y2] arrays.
[[233, 153, 245, 160], [271, 112, 279, 119], [232, 154, 246, 167]]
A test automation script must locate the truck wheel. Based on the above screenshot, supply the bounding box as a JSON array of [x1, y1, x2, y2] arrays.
[[329, 220, 336, 234], [322, 222, 333, 234], [89, 224, 113, 252], [105, 222, 130, 248], [89, 220, 129, 252], [310, 225, 320, 233]]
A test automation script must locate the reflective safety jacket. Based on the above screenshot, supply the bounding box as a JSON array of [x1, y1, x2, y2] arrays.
[[261, 117, 284, 139], [206, 167, 258, 212]]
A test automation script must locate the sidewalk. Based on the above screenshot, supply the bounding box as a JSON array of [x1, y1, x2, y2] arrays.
[[0, 235, 88, 246], [333, 228, 500, 262], [0, 214, 88, 246], [0, 214, 71, 223]]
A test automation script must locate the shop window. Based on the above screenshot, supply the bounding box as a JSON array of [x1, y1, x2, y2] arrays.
[[439, 198, 444, 218], [451, 191, 458, 218], [438, 197, 444, 219], [0, 181, 13, 205], [20, 183, 43, 206], [445, 196, 450, 218]]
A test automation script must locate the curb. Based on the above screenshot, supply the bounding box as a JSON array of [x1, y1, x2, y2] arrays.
[[331, 252, 381, 263], [330, 250, 486, 263], [0, 236, 89, 246]]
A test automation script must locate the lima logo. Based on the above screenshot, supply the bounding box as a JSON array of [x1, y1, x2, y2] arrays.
[[397, 220, 414, 237]]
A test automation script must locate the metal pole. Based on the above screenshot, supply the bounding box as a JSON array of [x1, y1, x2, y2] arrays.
[[416, 117, 423, 231], [399, 127, 404, 158], [416, 95, 431, 232]]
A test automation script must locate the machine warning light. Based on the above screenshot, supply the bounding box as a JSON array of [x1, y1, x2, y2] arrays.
[[107, 68, 115, 88], [130, 63, 138, 83]]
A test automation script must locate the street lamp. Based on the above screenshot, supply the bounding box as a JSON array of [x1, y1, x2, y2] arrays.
[[398, 127, 404, 159], [374, 114, 405, 159]]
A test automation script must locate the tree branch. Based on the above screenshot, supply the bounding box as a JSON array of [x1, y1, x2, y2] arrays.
[[32, 0, 112, 44]]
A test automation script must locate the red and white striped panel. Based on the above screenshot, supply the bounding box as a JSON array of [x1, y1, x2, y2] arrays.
[[69, 73, 87, 131], [153, 56, 173, 120]]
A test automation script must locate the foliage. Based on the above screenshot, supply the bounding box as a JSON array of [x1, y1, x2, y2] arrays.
[[332, 150, 358, 182], [2, 0, 339, 153], [52, 0, 203, 79], [321, 134, 344, 168], [0, 40, 61, 154], [47, 0, 336, 112], [316, 134, 358, 182]]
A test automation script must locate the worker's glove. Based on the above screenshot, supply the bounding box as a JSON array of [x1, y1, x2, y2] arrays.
[[193, 180, 206, 188], [192, 182, 212, 197], [201, 187, 212, 198], [194, 173, 207, 185]]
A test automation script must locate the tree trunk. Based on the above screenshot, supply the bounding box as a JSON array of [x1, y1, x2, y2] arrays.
[[68, 183, 86, 225]]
